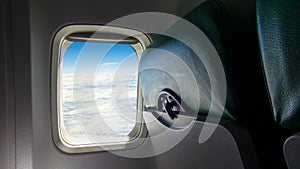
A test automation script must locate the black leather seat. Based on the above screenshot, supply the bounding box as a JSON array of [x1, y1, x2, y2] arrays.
[[257, 0, 300, 168], [257, 0, 300, 132], [140, 0, 289, 168]]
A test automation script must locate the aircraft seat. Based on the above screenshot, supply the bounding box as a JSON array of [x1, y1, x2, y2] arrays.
[[256, 0, 300, 168], [140, 0, 289, 168]]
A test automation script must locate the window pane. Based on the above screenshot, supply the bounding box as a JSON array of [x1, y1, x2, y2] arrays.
[[60, 42, 138, 145]]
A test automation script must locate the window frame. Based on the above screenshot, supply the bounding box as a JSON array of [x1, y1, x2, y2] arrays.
[[51, 25, 151, 153]]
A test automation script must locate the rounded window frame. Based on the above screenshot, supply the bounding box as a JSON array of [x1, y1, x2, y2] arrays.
[[51, 25, 151, 153]]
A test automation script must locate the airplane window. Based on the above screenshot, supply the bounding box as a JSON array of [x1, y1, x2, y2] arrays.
[[61, 42, 137, 145], [52, 25, 150, 152]]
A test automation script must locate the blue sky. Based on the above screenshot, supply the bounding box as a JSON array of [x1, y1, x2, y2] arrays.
[[62, 42, 137, 74]]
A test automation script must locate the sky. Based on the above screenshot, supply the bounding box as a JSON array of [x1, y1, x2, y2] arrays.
[[62, 41, 138, 74], [61, 41, 139, 144]]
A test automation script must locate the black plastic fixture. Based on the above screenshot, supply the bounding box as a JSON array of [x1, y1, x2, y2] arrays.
[[157, 89, 183, 120]]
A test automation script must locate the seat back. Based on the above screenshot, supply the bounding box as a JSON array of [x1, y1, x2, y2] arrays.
[[257, 0, 300, 132], [257, 1, 300, 168]]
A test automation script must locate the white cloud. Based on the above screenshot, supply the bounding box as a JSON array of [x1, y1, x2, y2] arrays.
[[102, 62, 118, 66], [61, 73, 137, 145]]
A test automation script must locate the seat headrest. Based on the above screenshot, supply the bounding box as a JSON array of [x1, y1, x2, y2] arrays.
[[140, 0, 266, 122]]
